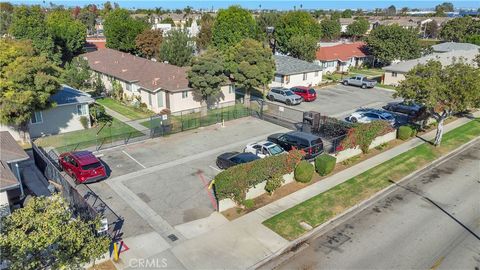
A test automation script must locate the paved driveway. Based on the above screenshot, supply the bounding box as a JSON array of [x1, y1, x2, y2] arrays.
[[87, 117, 289, 238]]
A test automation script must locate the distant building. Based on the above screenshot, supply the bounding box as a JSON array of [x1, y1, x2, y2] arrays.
[[270, 55, 323, 88], [432, 42, 480, 53], [315, 42, 372, 74]]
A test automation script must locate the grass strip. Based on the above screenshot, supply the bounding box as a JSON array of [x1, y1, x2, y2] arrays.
[[96, 98, 153, 120], [263, 118, 480, 240]]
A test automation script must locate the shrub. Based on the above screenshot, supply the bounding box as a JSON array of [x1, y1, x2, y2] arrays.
[[214, 150, 304, 203], [340, 121, 394, 153], [79, 116, 89, 129], [398, 125, 413, 140], [315, 154, 336, 176], [294, 160, 314, 183], [243, 199, 255, 209]]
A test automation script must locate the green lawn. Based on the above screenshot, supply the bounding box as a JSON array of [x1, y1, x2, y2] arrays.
[[349, 68, 384, 77], [376, 83, 397, 91], [96, 98, 154, 120], [141, 104, 250, 131], [263, 118, 480, 240], [35, 118, 144, 152]]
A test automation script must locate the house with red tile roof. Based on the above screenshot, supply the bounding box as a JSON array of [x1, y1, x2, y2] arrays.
[[82, 48, 235, 114], [315, 42, 372, 74]]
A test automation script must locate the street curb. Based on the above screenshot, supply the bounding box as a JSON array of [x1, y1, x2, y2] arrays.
[[253, 135, 480, 270]]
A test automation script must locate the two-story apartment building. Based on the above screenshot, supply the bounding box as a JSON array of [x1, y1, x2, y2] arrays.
[[82, 48, 235, 114], [269, 55, 323, 88]]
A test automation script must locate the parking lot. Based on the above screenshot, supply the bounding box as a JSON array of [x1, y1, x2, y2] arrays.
[[269, 84, 401, 120], [87, 117, 289, 239]]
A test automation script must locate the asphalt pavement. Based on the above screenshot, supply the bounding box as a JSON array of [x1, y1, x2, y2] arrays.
[[275, 140, 480, 270]]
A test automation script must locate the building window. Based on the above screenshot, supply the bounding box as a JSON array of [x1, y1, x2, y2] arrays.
[[284, 75, 290, 84], [228, 85, 234, 94], [31, 111, 43, 124], [125, 83, 132, 92], [182, 91, 188, 99], [303, 73, 307, 81], [392, 72, 398, 77], [77, 104, 87, 116], [314, 71, 319, 77], [157, 92, 164, 107]]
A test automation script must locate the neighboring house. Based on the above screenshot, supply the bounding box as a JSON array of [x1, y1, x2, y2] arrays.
[[0, 131, 30, 217], [382, 49, 479, 85], [315, 42, 372, 74], [82, 48, 235, 114], [149, 13, 202, 37], [85, 36, 106, 52], [0, 86, 94, 140], [432, 42, 480, 53], [269, 55, 323, 88]]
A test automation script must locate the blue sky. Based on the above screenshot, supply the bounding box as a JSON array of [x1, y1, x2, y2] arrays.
[[9, 0, 480, 10]]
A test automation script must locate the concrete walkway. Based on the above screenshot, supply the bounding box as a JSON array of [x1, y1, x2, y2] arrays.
[[102, 106, 150, 136], [116, 113, 479, 270]]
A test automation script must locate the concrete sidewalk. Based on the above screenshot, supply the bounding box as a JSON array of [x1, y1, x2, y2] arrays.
[[102, 106, 150, 136], [113, 113, 478, 270]]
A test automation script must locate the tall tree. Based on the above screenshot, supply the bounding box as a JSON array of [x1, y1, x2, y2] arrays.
[[424, 20, 439, 39], [9, 5, 61, 63], [211, 6, 257, 50], [287, 34, 319, 61], [386, 5, 397, 16], [0, 2, 13, 35], [225, 39, 275, 104], [275, 11, 321, 56], [78, 9, 98, 35], [0, 39, 61, 133], [396, 60, 480, 146], [159, 29, 194, 66], [440, 17, 478, 42], [255, 12, 280, 42], [103, 8, 148, 53], [341, 9, 353, 18], [135, 29, 163, 59], [435, 2, 454, 16], [400, 7, 409, 16], [0, 194, 110, 270], [60, 56, 92, 90], [196, 13, 215, 51], [366, 24, 421, 64], [187, 49, 228, 114], [346, 17, 370, 41], [320, 18, 341, 41], [46, 10, 87, 62]]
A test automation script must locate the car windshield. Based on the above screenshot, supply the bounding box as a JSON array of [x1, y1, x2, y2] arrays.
[[268, 145, 284, 155], [383, 115, 394, 120], [308, 89, 316, 94], [285, 91, 295, 96], [82, 162, 102, 170]]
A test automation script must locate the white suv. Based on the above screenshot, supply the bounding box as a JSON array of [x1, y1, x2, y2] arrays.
[[267, 88, 303, 105]]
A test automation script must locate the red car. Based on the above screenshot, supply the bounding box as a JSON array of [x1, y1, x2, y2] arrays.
[[59, 151, 107, 184], [290, 86, 317, 102]]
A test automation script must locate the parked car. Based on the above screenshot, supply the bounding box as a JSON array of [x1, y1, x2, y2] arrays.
[[347, 110, 396, 125], [342, 76, 376, 88], [244, 141, 286, 158], [267, 88, 303, 105], [216, 152, 260, 170], [290, 86, 317, 102], [267, 131, 324, 160], [59, 151, 107, 184], [383, 101, 425, 116]]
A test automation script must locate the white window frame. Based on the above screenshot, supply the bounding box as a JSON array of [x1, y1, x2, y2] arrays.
[[182, 91, 189, 99], [125, 83, 132, 92], [392, 72, 398, 77], [77, 104, 87, 116], [228, 85, 234, 94], [314, 71, 319, 77], [31, 111, 43, 124], [303, 73, 307, 81]]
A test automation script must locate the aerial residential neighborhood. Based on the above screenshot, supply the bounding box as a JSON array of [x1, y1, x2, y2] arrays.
[[0, 1, 479, 270]]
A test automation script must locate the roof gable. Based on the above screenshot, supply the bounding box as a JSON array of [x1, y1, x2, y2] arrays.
[[50, 86, 95, 106]]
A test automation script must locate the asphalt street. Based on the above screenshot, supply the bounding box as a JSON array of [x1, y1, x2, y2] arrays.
[[276, 140, 480, 270]]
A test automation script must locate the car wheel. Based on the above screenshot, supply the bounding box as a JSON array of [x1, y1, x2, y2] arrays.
[[216, 161, 224, 170], [361, 84, 367, 89], [286, 99, 292, 106], [343, 81, 348, 86], [267, 95, 274, 101], [351, 117, 358, 123]]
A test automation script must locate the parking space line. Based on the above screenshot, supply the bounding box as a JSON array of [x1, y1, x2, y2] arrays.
[[209, 165, 223, 173], [122, 150, 146, 169], [196, 171, 218, 211]]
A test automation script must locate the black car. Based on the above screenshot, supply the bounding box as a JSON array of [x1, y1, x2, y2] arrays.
[[216, 152, 260, 170], [383, 101, 425, 116], [267, 131, 324, 160]]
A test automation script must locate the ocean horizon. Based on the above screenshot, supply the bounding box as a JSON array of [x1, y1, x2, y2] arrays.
[[8, 0, 480, 11]]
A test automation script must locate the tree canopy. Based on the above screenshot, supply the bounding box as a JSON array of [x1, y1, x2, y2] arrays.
[[0, 2, 13, 36], [396, 59, 480, 145], [320, 18, 341, 41], [275, 11, 321, 58], [286, 34, 319, 61], [196, 13, 215, 51], [60, 56, 92, 90], [341, 9, 353, 18], [0, 39, 61, 130], [159, 29, 194, 67], [103, 8, 149, 53], [366, 24, 421, 64], [212, 6, 257, 50], [135, 29, 163, 59], [187, 49, 229, 107], [346, 17, 370, 40], [439, 17, 480, 43], [0, 194, 110, 270]]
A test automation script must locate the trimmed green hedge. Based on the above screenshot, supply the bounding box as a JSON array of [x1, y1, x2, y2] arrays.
[[214, 150, 304, 204], [294, 160, 314, 183], [398, 125, 413, 140], [315, 154, 336, 176]]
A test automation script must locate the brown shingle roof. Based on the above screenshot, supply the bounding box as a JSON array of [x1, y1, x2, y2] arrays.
[[0, 131, 29, 163], [82, 48, 191, 92], [0, 160, 19, 191]]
